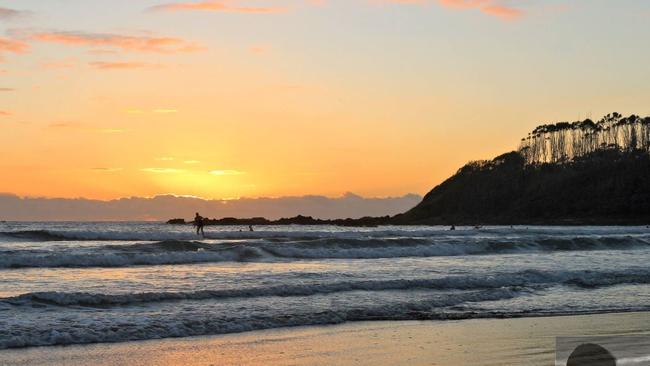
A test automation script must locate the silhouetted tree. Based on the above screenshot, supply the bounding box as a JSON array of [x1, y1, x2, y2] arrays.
[[519, 113, 650, 164]]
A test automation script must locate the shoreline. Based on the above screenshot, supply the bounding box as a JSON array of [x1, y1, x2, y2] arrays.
[[3, 311, 650, 365]]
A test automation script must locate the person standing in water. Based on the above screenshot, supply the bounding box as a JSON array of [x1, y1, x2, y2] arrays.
[[193, 212, 205, 237], [249, 225, 254, 232]]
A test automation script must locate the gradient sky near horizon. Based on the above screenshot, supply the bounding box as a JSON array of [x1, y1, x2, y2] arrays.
[[1, 0, 649, 200]]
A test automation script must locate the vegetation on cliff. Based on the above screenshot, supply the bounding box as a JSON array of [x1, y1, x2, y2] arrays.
[[396, 113, 650, 225], [519, 112, 650, 164]]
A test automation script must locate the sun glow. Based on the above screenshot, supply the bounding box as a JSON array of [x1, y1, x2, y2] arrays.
[[1, 1, 648, 200]]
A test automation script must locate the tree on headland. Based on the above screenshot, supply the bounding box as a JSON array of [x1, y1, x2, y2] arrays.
[[395, 112, 650, 225], [518, 113, 650, 165]]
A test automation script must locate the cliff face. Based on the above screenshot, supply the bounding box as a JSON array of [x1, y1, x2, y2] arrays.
[[394, 149, 650, 225]]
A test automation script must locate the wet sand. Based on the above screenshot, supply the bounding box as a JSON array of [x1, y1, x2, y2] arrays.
[[2, 312, 650, 366]]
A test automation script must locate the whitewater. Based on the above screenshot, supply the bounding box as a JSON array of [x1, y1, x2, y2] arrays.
[[1, 222, 650, 349]]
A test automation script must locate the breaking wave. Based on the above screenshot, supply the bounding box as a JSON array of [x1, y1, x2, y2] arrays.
[[4, 268, 650, 307], [0, 241, 268, 268], [2, 285, 649, 349], [1, 234, 650, 268]]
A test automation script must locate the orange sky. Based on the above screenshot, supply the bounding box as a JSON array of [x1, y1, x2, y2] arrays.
[[1, 0, 649, 200]]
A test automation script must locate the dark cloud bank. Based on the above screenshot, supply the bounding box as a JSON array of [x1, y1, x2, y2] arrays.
[[0, 193, 422, 221]]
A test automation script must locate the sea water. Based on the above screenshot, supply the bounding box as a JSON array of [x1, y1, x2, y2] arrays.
[[1, 222, 650, 349]]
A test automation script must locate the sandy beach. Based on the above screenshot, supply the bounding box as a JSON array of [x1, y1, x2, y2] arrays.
[[2, 311, 649, 366]]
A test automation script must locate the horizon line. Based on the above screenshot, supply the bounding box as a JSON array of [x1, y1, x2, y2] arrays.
[[0, 192, 423, 202]]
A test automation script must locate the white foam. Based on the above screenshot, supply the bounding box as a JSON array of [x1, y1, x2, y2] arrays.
[[4, 268, 650, 307], [1, 234, 649, 268]]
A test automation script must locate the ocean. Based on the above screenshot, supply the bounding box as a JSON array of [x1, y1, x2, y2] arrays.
[[1, 222, 650, 349]]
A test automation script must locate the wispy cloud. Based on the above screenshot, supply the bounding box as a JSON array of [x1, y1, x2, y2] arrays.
[[184, 160, 201, 164], [438, 0, 488, 9], [47, 122, 124, 133], [89, 61, 163, 70], [210, 169, 246, 176], [141, 168, 185, 174], [48, 121, 80, 129], [0, 87, 14, 92], [480, 4, 522, 19], [90, 167, 124, 172], [11, 29, 201, 54], [155, 157, 175, 161], [153, 109, 179, 114], [150, 0, 523, 20], [437, 0, 522, 20], [0, 7, 29, 21], [148, 1, 287, 14], [0, 110, 11, 117], [0, 37, 28, 61]]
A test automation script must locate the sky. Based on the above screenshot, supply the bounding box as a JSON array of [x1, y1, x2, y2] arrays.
[[1, 0, 649, 201]]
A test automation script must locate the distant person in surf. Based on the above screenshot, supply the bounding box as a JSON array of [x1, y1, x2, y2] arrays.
[[193, 212, 205, 237], [450, 225, 456, 231], [249, 225, 254, 232]]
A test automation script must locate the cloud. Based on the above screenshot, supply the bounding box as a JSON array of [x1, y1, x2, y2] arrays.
[[46, 122, 123, 133], [0, 110, 11, 117], [141, 168, 185, 174], [90, 167, 124, 172], [89, 61, 163, 70], [0, 88, 14, 92], [480, 4, 522, 19], [0, 7, 28, 21], [155, 157, 175, 161], [209, 169, 246, 176], [438, 0, 488, 8], [0, 193, 422, 220], [184, 160, 201, 164], [153, 109, 179, 114], [12, 29, 201, 54], [48, 121, 81, 129], [151, 0, 524, 20], [0, 37, 29, 61], [148, 1, 287, 14], [437, 0, 522, 20]]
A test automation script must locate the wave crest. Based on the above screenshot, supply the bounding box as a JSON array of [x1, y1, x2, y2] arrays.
[[2, 233, 649, 268], [4, 268, 650, 307]]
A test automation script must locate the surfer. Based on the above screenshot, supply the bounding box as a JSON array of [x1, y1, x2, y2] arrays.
[[193, 212, 205, 237], [249, 225, 254, 232]]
